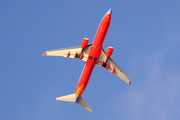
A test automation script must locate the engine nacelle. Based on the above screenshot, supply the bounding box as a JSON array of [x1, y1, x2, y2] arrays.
[[106, 47, 113, 58], [81, 38, 89, 49]]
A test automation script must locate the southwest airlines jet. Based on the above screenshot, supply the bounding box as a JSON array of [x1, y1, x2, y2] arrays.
[[42, 9, 131, 112]]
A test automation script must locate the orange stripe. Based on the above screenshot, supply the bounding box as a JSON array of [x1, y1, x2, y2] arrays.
[[75, 84, 84, 98]]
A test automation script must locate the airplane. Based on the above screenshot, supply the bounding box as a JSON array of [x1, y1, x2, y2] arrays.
[[42, 9, 131, 112]]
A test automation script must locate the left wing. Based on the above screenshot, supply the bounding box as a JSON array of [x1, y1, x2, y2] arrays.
[[42, 44, 92, 62], [97, 48, 131, 85]]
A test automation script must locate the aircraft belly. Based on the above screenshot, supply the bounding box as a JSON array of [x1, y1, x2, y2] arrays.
[[76, 45, 102, 92], [75, 9, 111, 101], [93, 13, 111, 47], [76, 64, 94, 91]]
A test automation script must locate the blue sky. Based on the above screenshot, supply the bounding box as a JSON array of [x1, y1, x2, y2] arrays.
[[0, 0, 180, 120]]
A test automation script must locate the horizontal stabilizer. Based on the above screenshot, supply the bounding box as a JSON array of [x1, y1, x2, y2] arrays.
[[77, 96, 92, 112], [56, 93, 92, 112], [56, 93, 75, 102]]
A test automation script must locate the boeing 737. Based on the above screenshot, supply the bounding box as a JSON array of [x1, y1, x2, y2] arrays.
[[42, 9, 131, 112]]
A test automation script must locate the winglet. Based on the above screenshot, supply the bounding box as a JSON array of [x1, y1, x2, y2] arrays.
[[42, 52, 47, 56], [129, 81, 131, 85]]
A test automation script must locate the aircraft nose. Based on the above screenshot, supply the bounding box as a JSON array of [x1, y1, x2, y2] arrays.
[[106, 9, 112, 15]]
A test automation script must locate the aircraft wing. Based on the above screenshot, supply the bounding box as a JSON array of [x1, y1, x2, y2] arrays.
[[97, 48, 131, 85], [42, 44, 92, 62]]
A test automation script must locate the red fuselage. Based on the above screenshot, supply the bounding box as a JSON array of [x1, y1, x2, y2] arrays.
[[75, 10, 112, 99]]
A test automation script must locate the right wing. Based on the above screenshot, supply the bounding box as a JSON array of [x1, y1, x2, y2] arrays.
[[42, 44, 92, 62], [97, 48, 131, 85]]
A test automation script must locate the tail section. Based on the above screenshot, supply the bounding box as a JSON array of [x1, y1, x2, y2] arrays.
[[56, 93, 92, 112]]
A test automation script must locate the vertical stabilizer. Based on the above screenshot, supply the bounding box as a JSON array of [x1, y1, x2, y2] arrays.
[[77, 96, 92, 112]]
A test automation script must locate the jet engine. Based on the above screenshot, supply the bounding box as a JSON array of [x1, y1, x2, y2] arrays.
[[106, 47, 113, 58], [81, 38, 89, 49]]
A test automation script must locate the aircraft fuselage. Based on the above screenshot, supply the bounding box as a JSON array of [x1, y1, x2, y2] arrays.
[[75, 9, 112, 101]]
